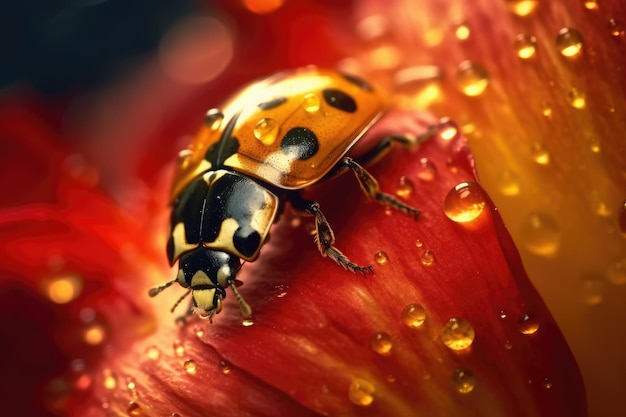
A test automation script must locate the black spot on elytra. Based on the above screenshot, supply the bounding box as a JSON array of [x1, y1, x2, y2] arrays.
[[233, 226, 261, 259], [322, 88, 357, 113], [258, 96, 287, 110], [341, 73, 373, 91], [280, 127, 319, 160]]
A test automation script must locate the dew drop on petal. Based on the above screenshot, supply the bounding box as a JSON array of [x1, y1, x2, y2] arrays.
[[254, 118, 279, 145], [183, 359, 197, 375], [145, 345, 161, 361], [567, 88, 586, 109], [531, 143, 551, 165], [177, 149, 193, 169], [419, 250, 435, 266], [396, 176, 414, 199], [374, 251, 389, 266], [242, 318, 255, 327], [456, 61, 489, 96], [542, 103, 553, 118], [505, 0, 539, 16], [416, 157, 437, 181], [520, 212, 560, 256], [543, 377, 553, 389], [583, 0, 599, 10], [438, 117, 460, 141], [608, 18, 625, 37], [607, 258, 626, 285], [518, 313, 540, 334], [370, 331, 393, 355], [302, 93, 321, 112], [348, 378, 376, 406], [444, 182, 487, 223], [452, 368, 476, 393], [513, 34, 537, 59], [453, 22, 471, 40], [127, 401, 142, 416], [46, 274, 83, 304], [102, 369, 117, 390], [504, 340, 513, 349], [402, 303, 427, 328], [499, 170, 521, 196], [173, 339, 185, 357], [441, 318, 475, 350], [556, 28, 584, 57], [218, 360, 232, 374], [499, 310, 508, 320], [415, 239, 424, 248], [205, 108, 224, 130], [581, 274, 604, 305], [194, 325, 204, 339]]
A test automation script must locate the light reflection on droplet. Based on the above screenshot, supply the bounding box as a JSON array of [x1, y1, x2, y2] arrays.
[[505, 0, 539, 16], [402, 303, 427, 328], [183, 359, 197, 375], [416, 158, 437, 181], [219, 360, 232, 374], [454, 22, 471, 40], [348, 378, 375, 406], [254, 118, 279, 145], [370, 331, 393, 355], [531, 143, 551, 165], [456, 61, 489, 96], [145, 345, 161, 361], [513, 34, 537, 59], [441, 318, 475, 350], [518, 313, 540, 335], [374, 251, 389, 266], [396, 176, 414, 198], [173, 339, 185, 357], [419, 250, 435, 266], [583, 0, 599, 10], [568, 88, 586, 109], [302, 93, 321, 113], [556, 28, 584, 57], [444, 182, 487, 223], [608, 18, 625, 37]]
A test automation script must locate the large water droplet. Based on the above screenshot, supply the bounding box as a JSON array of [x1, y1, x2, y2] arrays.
[[556, 28, 584, 57], [402, 303, 427, 328], [456, 61, 489, 96], [183, 359, 197, 375], [452, 368, 476, 393], [441, 318, 475, 350], [513, 34, 537, 59], [444, 182, 487, 223], [348, 378, 376, 406], [254, 118, 279, 145], [518, 313, 540, 335], [374, 251, 389, 266], [370, 331, 393, 355]]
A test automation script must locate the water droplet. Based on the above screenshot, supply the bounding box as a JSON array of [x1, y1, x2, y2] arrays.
[[444, 182, 487, 223], [242, 318, 255, 327], [513, 34, 537, 59], [204, 108, 224, 130], [416, 157, 437, 181], [254, 118, 279, 145], [454, 22, 471, 40], [542, 377, 553, 389], [419, 250, 435, 266], [581, 274, 604, 305], [145, 345, 161, 361], [396, 176, 415, 198], [504, 340, 513, 349], [374, 251, 389, 266], [588, 136, 601, 153], [542, 103, 553, 118], [370, 331, 393, 355], [505, 0, 539, 16], [438, 117, 459, 141], [499, 310, 508, 319], [127, 401, 142, 416], [46, 274, 83, 304], [402, 303, 427, 328], [348, 378, 375, 406], [194, 325, 205, 338], [608, 18, 625, 37], [218, 360, 232, 374], [452, 368, 476, 393], [302, 93, 321, 112], [499, 171, 521, 196], [126, 377, 137, 391], [531, 143, 551, 165], [456, 61, 489, 96], [441, 318, 475, 350], [518, 313, 540, 335], [567, 88, 586, 109], [183, 359, 197, 375], [102, 369, 117, 390], [83, 324, 106, 346], [583, 0, 599, 10], [520, 212, 560, 255], [173, 339, 185, 357], [177, 149, 193, 169], [556, 28, 584, 57], [607, 258, 626, 285], [415, 239, 424, 248]]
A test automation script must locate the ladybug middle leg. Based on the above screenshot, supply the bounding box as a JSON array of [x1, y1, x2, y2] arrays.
[[289, 193, 373, 275]]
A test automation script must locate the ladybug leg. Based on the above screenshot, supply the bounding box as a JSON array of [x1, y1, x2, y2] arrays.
[[338, 157, 420, 219], [290, 194, 373, 275]]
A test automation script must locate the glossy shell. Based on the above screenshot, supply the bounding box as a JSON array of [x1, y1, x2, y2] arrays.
[[171, 66, 388, 201]]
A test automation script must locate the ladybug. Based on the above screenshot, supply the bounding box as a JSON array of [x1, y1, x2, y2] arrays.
[[149, 66, 439, 321]]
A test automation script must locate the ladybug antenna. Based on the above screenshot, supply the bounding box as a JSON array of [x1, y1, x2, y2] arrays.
[[170, 288, 192, 313], [229, 282, 252, 318], [148, 279, 176, 297]]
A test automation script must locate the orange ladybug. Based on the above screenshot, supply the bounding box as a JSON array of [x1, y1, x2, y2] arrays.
[[149, 66, 439, 321]]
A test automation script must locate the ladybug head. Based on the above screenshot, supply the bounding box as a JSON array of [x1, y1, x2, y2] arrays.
[[149, 247, 251, 322]]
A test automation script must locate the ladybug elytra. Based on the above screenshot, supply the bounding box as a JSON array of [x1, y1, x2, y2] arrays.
[[149, 66, 439, 321]]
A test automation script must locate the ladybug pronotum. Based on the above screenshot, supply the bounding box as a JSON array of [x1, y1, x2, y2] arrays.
[[149, 66, 439, 321]]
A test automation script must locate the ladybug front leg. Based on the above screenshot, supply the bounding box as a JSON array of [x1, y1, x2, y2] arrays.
[[339, 157, 420, 219], [290, 194, 373, 275]]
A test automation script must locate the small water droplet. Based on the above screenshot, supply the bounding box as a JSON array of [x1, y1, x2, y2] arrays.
[[416, 157, 437, 181], [46, 274, 83, 304], [126, 377, 137, 392], [581, 274, 604, 305], [567, 88, 586, 109], [194, 325, 205, 338], [102, 369, 117, 390], [504, 340, 513, 349], [520, 212, 560, 256], [218, 360, 232, 374], [348, 378, 375, 406], [254, 118, 279, 145], [302, 93, 321, 112], [183, 359, 197, 375], [607, 258, 626, 285], [454, 22, 471, 40], [127, 400, 142, 416], [396, 176, 415, 198], [456, 61, 489, 96], [518, 313, 540, 335], [499, 171, 521, 196], [177, 149, 193, 169], [513, 34, 537, 59], [444, 182, 487, 223], [173, 339, 185, 357], [608, 18, 625, 37], [542, 377, 553, 389], [583, 0, 599, 10], [374, 251, 389, 266], [452, 368, 476, 393], [438, 117, 459, 141], [499, 310, 508, 319], [145, 345, 161, 361], [505, 0, 539, 16], [531, 143, 551, 165], [204, 108, 224, 130], [370, 331, 393, 355], [556, 28, 584, 57], [402, 303, 427, 328], [242, 318, 255, 327], [415, 239, 424, 248], [441, 318, 475, 350], [419, 250, 435, 266], [542, 103, 553, 118]]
